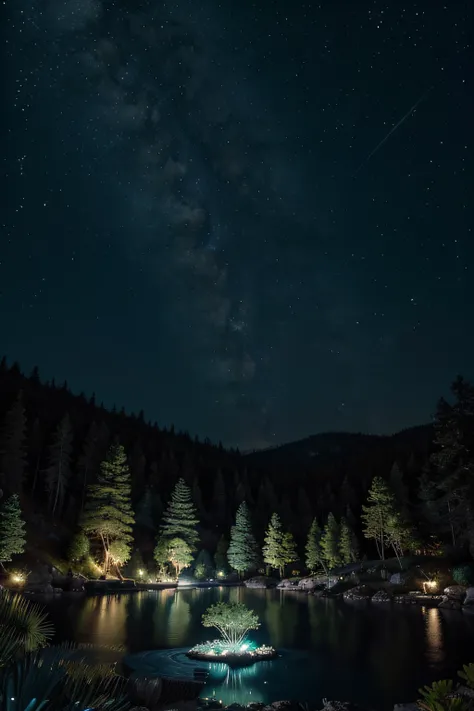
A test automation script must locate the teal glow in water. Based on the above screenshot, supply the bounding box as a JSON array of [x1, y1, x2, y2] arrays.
[[42, 587, 474, 709]]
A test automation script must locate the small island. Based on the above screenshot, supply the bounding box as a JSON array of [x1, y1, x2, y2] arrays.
[[187, 601, 277, 667]]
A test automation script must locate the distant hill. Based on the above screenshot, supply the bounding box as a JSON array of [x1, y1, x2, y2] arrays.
[[245, 426, 433, 482]]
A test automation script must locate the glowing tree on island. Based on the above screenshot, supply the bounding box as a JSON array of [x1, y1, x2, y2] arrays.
[[187, 602, 276, 663], [202, 602, 260, 650]]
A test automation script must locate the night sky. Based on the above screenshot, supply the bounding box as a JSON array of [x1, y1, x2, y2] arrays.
[[1, 0, 472, 449]]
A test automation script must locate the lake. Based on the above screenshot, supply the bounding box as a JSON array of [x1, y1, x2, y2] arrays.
[[41, 587, 474, 709]]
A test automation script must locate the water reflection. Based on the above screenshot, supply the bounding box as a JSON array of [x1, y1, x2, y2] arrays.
[[425, 607, 444, 665], [41, 588, 474, 711], [206, 662, 266, 706], [167, 592, 191, 646]]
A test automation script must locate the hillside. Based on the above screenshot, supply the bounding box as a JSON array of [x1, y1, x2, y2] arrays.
[[0, 357, 439, 564]]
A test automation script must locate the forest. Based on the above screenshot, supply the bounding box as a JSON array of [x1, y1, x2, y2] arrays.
[[0, 356, 473, 581]]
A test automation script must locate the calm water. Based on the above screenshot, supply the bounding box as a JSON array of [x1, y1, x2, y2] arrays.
[[42, 587, 474, 709]]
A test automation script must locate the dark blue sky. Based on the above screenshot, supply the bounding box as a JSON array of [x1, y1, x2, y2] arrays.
[[1, 0, 473, 449]]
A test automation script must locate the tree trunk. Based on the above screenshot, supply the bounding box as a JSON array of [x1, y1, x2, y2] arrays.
[[100, 533, 109, 575]]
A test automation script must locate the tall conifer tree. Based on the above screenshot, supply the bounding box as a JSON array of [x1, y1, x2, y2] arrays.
[[0, 494, 26, 567], [263, 512, 285, 575], [227, 501, 259, 576], [81, 442, 135, 575], [160, 478, 199, 548], [321, 513, 341, 569], [305, 517, 327, 574]]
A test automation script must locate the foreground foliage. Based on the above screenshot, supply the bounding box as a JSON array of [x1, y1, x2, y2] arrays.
[[0, 591, 54, 665], [0, 494, 26, 567], [0, 591, 130, 711]]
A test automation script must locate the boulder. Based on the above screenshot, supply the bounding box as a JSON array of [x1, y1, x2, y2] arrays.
[[393, 703, 419, 711], [343, 585, 373, 601], [444, 585, 466, 601], [277, 579, 299, 589], [298, 575, 338, 590], [389, 570, 419, 586], [372, 589, 392, 603], [464, 588, 474, 607], [438, 595, 462, 610], [244, 576, 277, 589], [264, 702, 302, 711], [320, 700, 364, 711]]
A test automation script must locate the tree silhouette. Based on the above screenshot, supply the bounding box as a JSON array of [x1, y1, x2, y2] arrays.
[[45, 414, 73, 517], [0, 392, 27, 494]]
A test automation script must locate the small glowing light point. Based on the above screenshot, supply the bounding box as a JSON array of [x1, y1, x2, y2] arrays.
[[240, 643, 249, 651]]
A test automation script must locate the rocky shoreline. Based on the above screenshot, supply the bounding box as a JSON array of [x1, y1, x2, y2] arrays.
[[244, 576, 474, 612], [197, 686, 474, 711]]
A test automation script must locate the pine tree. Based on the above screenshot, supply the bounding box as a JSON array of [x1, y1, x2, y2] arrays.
[[160, 478, 199, 548], [0, 392, 27, 494], [81, 443, 135, 575], [321, 513, 341, 569], [361, 477, 396, 560], [339, 517, 358, 564], [305, 517, 327, 574], [263, 512, 285, 576], [0, 494, 26, 566], [227, 501, 260, 576], [421, 377, 474, 551], [281, 531, 298, 572], [45, 413, 73, 517]]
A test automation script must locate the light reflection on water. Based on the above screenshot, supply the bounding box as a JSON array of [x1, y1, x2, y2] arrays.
[[42, 588, 474, 710]]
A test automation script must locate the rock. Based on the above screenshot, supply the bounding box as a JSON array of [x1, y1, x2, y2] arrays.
[[438, 595, 462, 610], [244, 576, 277, 589], [277, 579, 299, 589], [393, 703, 419, 711], [264, 702, 301, 711], [321, 700, 364, 711], [389, 571, 419, 586], [444, 585, 466, 601], [372, 589, 392, 603], [343, 585, 373, 601], [298, 575, 338, 590], [463, 587, 474, 607]]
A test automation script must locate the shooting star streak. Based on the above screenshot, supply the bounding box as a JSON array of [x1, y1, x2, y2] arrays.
[[354, 87, 433, 175]]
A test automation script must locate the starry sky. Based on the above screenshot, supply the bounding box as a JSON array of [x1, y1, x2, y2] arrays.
[[1, 0, 473, 450]]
